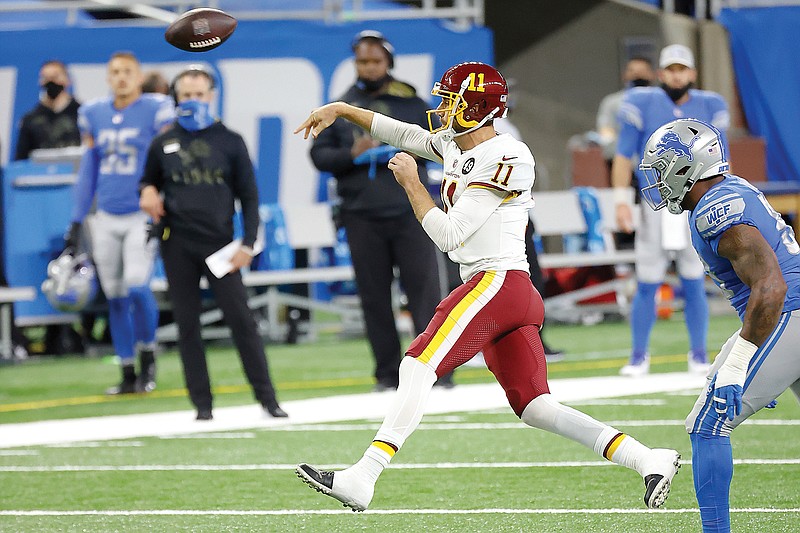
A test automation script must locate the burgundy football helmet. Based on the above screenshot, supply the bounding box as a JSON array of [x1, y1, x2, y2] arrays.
[[427, 62, 509, 136]]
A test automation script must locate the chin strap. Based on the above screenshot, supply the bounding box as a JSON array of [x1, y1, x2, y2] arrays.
[[452, 106, 501, 138]]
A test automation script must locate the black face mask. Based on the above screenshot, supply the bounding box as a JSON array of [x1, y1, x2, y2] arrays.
[[629, 78, 651, 88], [661, 82, 693, 102], [43, 81, 65, 100], [356, 75, 390, 94]]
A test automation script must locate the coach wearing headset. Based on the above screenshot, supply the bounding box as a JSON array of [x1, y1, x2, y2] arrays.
[[309, 31, 453, 391], [139, 66, 286, 421]]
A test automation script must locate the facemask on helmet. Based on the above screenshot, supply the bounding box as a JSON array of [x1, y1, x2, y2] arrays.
[[427, 61, 509, 138], [41, 252, 98, 312], [639, 118, 729, 214]]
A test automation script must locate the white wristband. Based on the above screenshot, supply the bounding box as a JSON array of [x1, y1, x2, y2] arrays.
[[716, 335, 758, 388], [613, 187, 631, 206]]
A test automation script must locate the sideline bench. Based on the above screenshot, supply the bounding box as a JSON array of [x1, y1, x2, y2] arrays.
[[529, 188, 638, 322]]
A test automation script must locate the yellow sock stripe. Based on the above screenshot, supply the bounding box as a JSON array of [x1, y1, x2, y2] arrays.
[[371, 441, 396, 457], [603, 433, 626, 461], [417, 271, 496, 365]]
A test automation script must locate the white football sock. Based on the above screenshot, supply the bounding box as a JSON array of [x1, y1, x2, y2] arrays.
[[520, 394, 650, 474]]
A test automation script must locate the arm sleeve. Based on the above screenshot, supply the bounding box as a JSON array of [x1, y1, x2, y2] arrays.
[[694, 191, 750, 254], [309, 121, 357, 175], [231, 134, 260, 248], [370, 113, 444, 163], [139, 139, 164, 192], [421, 186, 505, 252], [70, 146, 99, 223]]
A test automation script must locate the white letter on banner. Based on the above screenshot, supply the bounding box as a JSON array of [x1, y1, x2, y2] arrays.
[[218, 59, 323, 207], [0, 67, 18, 165]]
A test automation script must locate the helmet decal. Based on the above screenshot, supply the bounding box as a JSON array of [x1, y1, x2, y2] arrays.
[[655, 131, 699, 161]]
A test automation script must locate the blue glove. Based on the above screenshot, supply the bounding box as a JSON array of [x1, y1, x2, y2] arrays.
[[712, 383, 743, 421], [765, 399, 778, 409]]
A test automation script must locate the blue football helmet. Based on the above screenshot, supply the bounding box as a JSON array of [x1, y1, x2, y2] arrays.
[[41, 252, 98, 312]]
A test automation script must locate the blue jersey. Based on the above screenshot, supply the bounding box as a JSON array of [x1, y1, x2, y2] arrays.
[[75, 93, 174, 217], [690, 175, 800, 319], [617, 87, 730, 188]]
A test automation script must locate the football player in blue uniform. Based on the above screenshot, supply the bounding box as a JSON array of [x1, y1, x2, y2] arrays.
[[639, 118, 800, 532], [67, 51, 175, 394], [612, 44, 730, 376]]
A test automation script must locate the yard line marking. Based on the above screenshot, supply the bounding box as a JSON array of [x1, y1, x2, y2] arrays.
[[158, 432, 257, 440], [45, 442, 144, 448], [2, 458, 799, 472], [568, 399, 667, 406], [0, 450, 38, 456], [2, 508, 800, 516], [260, 419, 800, 432]]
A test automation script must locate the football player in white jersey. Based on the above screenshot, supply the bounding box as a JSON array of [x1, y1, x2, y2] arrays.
[[293, 62, 679, 512]]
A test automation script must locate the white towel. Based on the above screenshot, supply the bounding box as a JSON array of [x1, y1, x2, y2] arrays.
[[661, 210, 690, 250]]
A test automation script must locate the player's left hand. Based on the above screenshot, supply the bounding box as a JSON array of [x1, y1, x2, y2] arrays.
[[388, 152, 419, 188], [712, 382, 743, 421], [230, 248, 253, 271]]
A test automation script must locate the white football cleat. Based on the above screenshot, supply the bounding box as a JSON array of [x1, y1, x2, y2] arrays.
[[641, 448, 681, 509], [296, 463, 374, 512], [688, 351, 711, 375], [620, 354, 650, 377]]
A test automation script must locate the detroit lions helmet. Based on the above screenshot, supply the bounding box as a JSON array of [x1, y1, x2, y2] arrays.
[[41, 252, 98, 312], [427, 62, 508, 137], [639, 118, 729, 214]]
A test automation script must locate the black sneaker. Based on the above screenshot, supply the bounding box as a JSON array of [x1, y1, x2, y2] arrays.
[[136, 349, 156, 393], [105, 366, 137, 395], [263, 402, 288, 418], [196, 409, 213, 421]]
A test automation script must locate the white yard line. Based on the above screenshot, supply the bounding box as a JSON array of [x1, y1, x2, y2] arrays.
[[2, 458, 799, 472], [0, 372, 706, 448], [2, 508, 799, 516]]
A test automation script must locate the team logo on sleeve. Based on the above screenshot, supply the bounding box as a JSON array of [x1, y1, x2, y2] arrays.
[[462, 157, 475, 174], [656, 131, 698, 161]]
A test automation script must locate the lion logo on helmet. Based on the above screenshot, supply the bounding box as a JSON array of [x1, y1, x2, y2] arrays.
[[655, 131, 698, 162]]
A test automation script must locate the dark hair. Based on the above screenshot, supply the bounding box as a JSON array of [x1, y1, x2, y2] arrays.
[[351, 29, 394, 69], [142, 71, 170, 95], [170, 65, 216, 104], [40, 59, 69, 76], [628, 56, 654, 69]]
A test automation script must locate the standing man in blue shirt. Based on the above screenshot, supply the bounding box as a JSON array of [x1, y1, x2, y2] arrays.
[[67, 51, 175, 395], [638, 117, 800, 532], [612, 44, 730, 376]]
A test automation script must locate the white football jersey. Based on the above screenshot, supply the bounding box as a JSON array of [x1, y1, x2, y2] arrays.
[[432, 132, 535, 280], [370, 114, 536, 281]]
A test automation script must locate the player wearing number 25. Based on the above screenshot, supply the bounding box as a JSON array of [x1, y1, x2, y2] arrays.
[[67, 51, 175, 396]]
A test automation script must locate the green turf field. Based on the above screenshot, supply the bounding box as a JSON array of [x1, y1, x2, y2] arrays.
[[2, 312, 799, 532]]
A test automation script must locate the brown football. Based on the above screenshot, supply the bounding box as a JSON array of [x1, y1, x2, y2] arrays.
[[164, 8, 237, 52]]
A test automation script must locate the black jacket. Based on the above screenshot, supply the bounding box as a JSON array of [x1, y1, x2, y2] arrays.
[[140, 122, 260, 248], [310, 78, 429, 218], [14, 99, 81, 160]]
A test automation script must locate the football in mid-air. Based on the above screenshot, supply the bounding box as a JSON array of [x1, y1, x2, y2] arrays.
[[164, 8, 237, 52]]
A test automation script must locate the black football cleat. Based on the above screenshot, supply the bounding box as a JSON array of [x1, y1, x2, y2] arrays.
[[136, 349, 156, 393], [105, 366, 138, 395]]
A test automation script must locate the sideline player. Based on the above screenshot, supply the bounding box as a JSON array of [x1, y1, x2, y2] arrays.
[[612, 44, 730, 376], [68, 51, 174, 394], [639, 118, 800, 532], [293, 61, 680, 512]]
